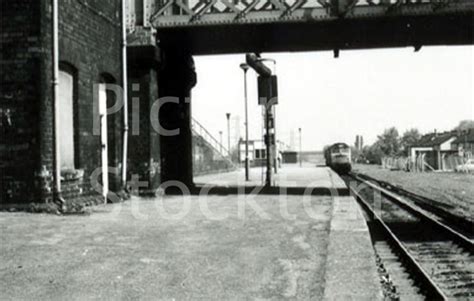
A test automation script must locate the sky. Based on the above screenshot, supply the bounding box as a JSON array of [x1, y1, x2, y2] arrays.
[[192, 46, 473, 151]]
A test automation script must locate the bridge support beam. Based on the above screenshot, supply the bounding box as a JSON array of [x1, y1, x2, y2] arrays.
[[127, 45, 161, 195], [159, 48, 197, 190]]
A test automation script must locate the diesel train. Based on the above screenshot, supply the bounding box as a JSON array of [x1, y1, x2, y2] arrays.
[[324, 142, 352, 174]]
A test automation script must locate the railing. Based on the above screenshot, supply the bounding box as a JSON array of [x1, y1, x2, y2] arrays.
[[382, 156, 439, 172], [442, 153, 470, 172], [146, 0, 469, 27], [382, 156, 410, 171], [191, 117, 236, 168], [124, 0, 474, 31], [382, 153, 471, 172]]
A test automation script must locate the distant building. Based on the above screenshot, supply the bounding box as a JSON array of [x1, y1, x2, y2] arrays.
[[238, 139, 287, 167], [409, 131, 458, 170], [299, 151, 325, 165], [452, 129, 474, 157], [281, 151, 298, 164]]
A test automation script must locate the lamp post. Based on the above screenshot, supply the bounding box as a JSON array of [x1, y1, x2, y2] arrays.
[[240, 63, 250, 181], [226, 113, 231, 158], [299, 127, 302, 167]]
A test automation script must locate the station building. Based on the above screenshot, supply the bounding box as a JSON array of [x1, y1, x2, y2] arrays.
[[452, 129, 474, 157], [1, 1, 125, 206], [238, 139, 286, 167], [1, 0, 202, 208], [409, 130, 473, 171]]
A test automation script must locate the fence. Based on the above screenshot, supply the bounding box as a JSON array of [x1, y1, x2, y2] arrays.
[[382, 157, 410, 171], [382, 153, 472, 173], [442, 153, 470, 172]]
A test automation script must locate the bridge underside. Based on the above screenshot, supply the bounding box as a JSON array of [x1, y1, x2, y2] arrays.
[[157, 13, 473, 55], [128, 2, 473, 189]]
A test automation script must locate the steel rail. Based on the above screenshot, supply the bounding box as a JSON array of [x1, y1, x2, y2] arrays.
[[354, 172, 474, 234], [352, 174, 473, 252], [348, 177, 448, 300]]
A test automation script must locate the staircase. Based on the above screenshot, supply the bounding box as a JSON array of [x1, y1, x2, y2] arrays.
[[191, 118, 237, 172]]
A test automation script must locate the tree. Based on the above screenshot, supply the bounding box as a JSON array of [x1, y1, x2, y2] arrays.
[[400, 128, 421, 156], [454, 120, 474, 132], [376, 127, 400, 156], [362, 143, 384, 164]]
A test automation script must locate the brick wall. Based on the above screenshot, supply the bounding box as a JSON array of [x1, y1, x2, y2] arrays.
[[127, 45, 161, 194], [0, 1, 44, 203], [57, 0, 123, 198], [1, 0, 123, 205]]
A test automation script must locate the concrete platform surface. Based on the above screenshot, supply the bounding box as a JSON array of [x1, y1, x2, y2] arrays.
[[195, 165, 347, 189], [0, 167, 381, 300]]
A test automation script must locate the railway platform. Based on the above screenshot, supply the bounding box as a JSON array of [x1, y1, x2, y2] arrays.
[[195, 164, 347, 188], [0, 166, 382, 299], [196, 165, 383, 299]]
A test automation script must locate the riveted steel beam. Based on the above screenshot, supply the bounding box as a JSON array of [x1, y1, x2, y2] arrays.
[[150, 0, 474, 28]]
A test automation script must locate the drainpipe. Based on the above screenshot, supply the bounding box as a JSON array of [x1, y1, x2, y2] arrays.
[[52, 0, 64, 206], [121, 0, 129, 190]]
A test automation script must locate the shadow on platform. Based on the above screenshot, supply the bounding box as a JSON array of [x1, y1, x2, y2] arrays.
[[164, 185, 350, 197]]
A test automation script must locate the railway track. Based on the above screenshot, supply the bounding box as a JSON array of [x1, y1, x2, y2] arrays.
[[344, 174, 473, 300], [353, 172, 474, 236]]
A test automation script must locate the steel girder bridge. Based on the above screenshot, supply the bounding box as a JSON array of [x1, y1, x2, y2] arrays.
[[127, 0, 474, 54], [124, 0, 473, 188]]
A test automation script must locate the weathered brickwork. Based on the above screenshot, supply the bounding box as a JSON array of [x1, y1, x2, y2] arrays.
[[1, 1, 44, 203], [1, 1, 233, 206], [1, 0, 123, 206], [127, 46, 161, 194], [57, 0, 123, 198]]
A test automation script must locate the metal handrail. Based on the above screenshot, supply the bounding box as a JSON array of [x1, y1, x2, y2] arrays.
[[191, 118, 236, 168]]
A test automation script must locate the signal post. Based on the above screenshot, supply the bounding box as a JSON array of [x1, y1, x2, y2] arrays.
[[246, 54, 278, 187]]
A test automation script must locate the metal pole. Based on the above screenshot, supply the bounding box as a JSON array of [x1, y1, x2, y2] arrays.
[[258, 58, 277, 178], [264, 78, 273, 187], [240, 63, 250, 181], [246, 55, 276, 186], [265, 104, 272, 186], [52, 0, 61, 198], [273, 106, 278, 174], [226, 113, 231, 157], [121, 0, 129, 190], [299, 127, 302, 167]]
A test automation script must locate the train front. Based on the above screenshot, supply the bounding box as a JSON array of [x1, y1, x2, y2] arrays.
[[330, 143, 352, 174]]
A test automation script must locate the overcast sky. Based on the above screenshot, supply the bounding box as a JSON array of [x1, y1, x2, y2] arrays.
[[192, 46, 473, 151]]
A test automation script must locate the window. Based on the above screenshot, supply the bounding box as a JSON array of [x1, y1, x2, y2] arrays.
[[58, 69, 76, 170]]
